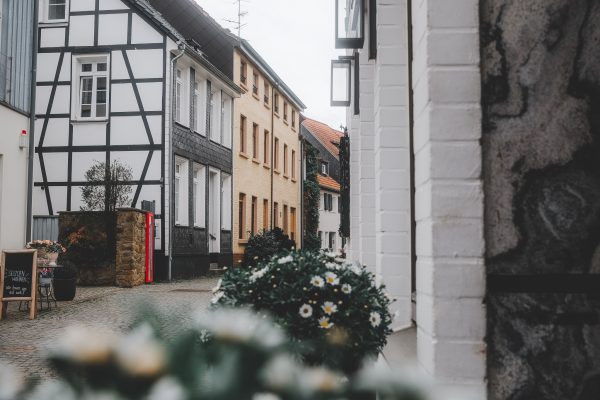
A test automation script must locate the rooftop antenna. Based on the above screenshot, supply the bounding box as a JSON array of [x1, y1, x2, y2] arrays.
[[223, 0, 249, 38]]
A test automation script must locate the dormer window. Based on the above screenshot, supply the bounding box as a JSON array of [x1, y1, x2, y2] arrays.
[[321, 161, 329, 175]]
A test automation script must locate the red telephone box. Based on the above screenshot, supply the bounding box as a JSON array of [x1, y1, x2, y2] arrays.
[[145, 212, 155, 283]]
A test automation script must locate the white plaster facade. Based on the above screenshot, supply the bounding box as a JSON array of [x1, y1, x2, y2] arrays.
[[341, 0, 486, 396], [0, 107, 30, 250], [318, 189, 342, 252]]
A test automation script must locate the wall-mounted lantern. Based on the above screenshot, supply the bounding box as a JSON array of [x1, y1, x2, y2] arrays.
[[330, 57, 352, 107], [335, 0, 364, 49]]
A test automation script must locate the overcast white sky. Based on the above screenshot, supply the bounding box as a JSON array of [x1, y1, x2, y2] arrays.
[[194, 0, 347, 129]]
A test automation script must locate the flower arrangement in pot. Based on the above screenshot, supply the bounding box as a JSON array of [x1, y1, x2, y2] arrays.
[[213, 250, 394, 374], [26, 239, 67, 266], [52, 265, 77, 301]]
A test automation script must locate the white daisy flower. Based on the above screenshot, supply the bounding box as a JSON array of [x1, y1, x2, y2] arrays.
[[249, 267, 269, 282], [311, 276, 325, 288], [299, 304, 313, 318], [341, 284, 352, 294], [325, 262, 337, 270], [277, 255, 294, 264], [321, 301, 338, 315], [349, 264, 362, 275], [211, 291, 225, 304], [318, 317, 334, 330], [115, 324, 166, 378], [369, 312, 382, 327], [325, 272, 339, 286]]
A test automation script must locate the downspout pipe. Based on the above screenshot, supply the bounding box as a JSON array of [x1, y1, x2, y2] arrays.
[[26, 0, 39, 242], [270, 83, 277, 228], [168, 42, 185, 281]]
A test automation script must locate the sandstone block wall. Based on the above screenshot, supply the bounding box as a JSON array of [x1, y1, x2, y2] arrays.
[[115, 209, 147, 288], [58, 209, 148, 287]]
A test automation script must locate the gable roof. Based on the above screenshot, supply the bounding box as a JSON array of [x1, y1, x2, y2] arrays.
[[302, 118, 344, 159], [144, 0, 305, 110], [318, 174, 341, 192], [126, 0, 239, 93], [143, 0, 238, 78]]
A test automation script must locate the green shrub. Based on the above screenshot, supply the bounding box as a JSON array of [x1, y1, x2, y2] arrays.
[[242, 228, 295, 267], [214, 250, 394, 374]]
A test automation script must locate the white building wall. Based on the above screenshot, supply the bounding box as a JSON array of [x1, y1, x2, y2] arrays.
[[411, 0, 486, 396], [0, 107, 29, 250], [343, 0, 486, 395], [319, 190, 342, 251]]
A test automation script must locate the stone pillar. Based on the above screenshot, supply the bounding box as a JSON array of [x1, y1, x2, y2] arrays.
[[482, 1, 600, 399], [115, 209, 147, 288]]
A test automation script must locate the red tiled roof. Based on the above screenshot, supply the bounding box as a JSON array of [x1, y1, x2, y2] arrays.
[[302, 118, 344, 158], [317, 174, 341, 192]]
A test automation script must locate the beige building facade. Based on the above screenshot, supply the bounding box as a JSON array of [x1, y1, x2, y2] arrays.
[[232, 44, 305, 263]]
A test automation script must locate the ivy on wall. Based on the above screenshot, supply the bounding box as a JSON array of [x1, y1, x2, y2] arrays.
[[339, 130, 350, 239], [303, 143, 321, 251]]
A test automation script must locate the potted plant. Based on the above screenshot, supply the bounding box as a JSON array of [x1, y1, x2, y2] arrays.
[[26, 240, 67, 266], [52, 265, 77, 301], [39, 267, 53, 286], [214, 250, 394, 374]]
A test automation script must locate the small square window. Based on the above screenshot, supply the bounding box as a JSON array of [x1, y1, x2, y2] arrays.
[[47, 0, 67, 21]]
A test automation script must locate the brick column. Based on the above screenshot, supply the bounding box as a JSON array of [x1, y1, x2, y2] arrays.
[[373, 0, 412, 330], [358, 51, 376, 271], [411, 0, 486, 396]]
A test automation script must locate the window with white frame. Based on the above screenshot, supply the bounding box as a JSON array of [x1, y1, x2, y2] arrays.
[[175, 68, 183, 123], [175, 157, 189, 226], [193, 79, 207, 134], [221, 173, 232, 230], [206, 80, 212, 135], [72, 55, 109, 120], [210, 88, 221, 143], [192, 81, 198, 132], [321, 161, 329, 175], [44, 0, 68, 22], [221, 93, 232, 148], [193, 163, 206, 228]]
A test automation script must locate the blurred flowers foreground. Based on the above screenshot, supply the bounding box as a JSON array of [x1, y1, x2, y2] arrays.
[[0, 308, 424, 400]]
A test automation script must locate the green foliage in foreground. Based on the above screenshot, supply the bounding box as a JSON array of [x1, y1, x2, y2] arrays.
[[214, 250, 393, 374], [2, 308, 424, 400]]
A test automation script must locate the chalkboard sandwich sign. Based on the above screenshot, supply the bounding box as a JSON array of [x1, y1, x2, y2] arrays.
[[0, 249, 37, 320]]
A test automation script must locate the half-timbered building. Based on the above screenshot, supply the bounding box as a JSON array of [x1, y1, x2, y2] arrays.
[[34, 0, 240, 279]]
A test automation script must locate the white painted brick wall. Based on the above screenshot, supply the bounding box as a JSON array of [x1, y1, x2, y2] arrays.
[[374, 0, 412, 329], [344, 0, 486, 392], [412, 0, 486, 394]]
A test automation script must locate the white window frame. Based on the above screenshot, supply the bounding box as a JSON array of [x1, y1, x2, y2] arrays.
[[193, 79, 207, 135], [193, 163, 206, 228], [175, 68, 183, 124], [221, 93, 232, 148], [174, 157, 189, 226], [71, 54, 110, 121], [42, 0, 69, 23], [221, 173, 232, 230], [321, 161, 329, 175], [209, 87, 222, 144]]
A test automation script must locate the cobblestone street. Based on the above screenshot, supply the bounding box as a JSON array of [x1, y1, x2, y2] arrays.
[[0, 278, 218, 382]]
